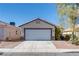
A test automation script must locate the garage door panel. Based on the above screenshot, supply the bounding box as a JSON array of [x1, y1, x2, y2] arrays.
[[25, 29, 51, 41]]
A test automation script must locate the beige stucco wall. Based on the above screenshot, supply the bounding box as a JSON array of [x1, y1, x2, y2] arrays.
[[0, 24, 21, 41], [6, 26, 21, 41], [20, 20, 55, 40]]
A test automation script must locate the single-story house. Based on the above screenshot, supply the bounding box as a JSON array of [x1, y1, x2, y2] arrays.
[[63, 28, 72, 35], [19, 18, 56, 41], [63, 24, 79, 37], [0, 21, 21, 41]]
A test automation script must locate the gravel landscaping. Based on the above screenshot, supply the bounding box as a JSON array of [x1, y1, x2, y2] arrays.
[[53, 41, 79, 49], [0, 41, 22, 48]]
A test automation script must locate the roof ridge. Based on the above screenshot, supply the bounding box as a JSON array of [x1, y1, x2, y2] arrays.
[[0, 20, 9, 25], [19, 18, 56, 27], [0, 20, 18, 28]]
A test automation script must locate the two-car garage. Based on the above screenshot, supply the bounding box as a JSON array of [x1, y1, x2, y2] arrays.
[[24, 29, 52, 41]]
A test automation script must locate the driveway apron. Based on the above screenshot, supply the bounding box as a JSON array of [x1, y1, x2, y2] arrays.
[[13, 41, 57, 52]]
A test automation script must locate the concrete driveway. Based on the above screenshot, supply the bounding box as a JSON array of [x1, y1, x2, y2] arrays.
[[13, 41, 57, 52], [2, 41, 79, 56], [1, 41, 58, 56]]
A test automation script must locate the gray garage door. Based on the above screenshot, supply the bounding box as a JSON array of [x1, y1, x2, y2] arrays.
[[25, 29, 51, 41]]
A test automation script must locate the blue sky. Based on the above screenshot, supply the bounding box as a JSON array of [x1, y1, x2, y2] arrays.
[[0, 3, 59, 26]]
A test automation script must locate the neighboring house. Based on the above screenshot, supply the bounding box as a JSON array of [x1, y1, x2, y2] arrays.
[[63, 24, 79, 37], [63, 28, 72, 35], [19, 18, 56, 41], [0, 21, 21, 41]]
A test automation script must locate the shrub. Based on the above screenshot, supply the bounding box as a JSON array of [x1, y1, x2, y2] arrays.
[[70, 34, 79, 44], [64, 35, 71, 41], [55, 27, 61, 40]]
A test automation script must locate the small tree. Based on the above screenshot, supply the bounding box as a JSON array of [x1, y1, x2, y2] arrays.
[[57, 3, 66, 32], [57, 3, 79, 43], [64, 4, 78, 43], [55, 26, 62, 40]]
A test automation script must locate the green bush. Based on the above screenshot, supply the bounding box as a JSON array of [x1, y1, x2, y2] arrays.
[[55, 27, 61, 40], [64, 35, 71, 41]]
